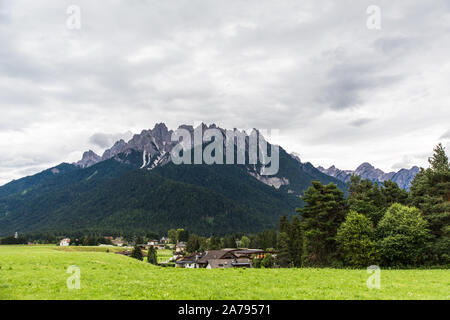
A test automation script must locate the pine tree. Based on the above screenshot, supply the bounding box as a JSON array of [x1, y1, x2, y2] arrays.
[[409, 143, 450, 264], [276, 232, 291, 267], [289, 216, 302, 267], [208, 236, 222, 250], [298, 181, 347, 266], [278, 215, 290, 234], [131, 245, 143, 261], [168, 229, 177, 243], [381, 180, 408, 206], [147, 246, 157, 264], [347, 175, 385, 225], [187, 234, 200, 253]]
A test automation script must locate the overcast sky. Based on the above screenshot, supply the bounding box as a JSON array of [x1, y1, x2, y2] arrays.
[[1, 0, 449, 185]]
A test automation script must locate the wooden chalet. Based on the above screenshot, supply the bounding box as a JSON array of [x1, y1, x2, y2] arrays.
[[175, 249, 269, 269]]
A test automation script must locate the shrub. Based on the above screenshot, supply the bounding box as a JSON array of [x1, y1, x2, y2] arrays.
[[336, 211, 378, 267], [376, 203, 431, 266]]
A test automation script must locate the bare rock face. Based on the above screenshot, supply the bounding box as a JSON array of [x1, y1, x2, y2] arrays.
[[102, 139, 127, 161], [390, 166, 420, 191], [75, 150, 102, 168], [317, 162, 419, 190]]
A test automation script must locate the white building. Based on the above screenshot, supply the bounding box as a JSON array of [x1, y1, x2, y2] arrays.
[[59, 238, 70, 246]]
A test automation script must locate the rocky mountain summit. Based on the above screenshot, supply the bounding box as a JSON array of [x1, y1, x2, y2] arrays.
[[75, 123, 419, 191], [75, 150, 102, 168], [317, 162, 420, 190]]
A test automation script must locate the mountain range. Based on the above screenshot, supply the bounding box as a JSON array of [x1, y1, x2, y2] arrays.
[[317, 163, 419, 190], [0, 123, 345, 237]]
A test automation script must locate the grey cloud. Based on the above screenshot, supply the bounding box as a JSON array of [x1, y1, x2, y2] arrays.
[[349, 118, 373, 127], [392, 156, 412, 170], [89, 131, 133, 149], [318, 56, 404, 110], [0, 0, 449, 184], [440, 129, 450, 140]]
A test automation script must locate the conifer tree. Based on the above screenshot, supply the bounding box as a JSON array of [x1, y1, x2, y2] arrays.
[[298, 181, 347, 266], [147, 246, 157, 264], [276, 232, 291, 267], [289, 216, 302, 267], [409, 143, 450, 263], [131, 245, 143, 261]]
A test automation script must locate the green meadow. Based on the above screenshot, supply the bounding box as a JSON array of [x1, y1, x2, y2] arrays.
[[0, 246, 448, 300]]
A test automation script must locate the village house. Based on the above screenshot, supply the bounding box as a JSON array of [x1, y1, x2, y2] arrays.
[[160, 236, 169, 244], [175, 253, 202, 268], [154, 244, 166, 250], [175, 242, 187, 253], [147, 239, 159, 246], [59, 238, 70, 246], [175, 249, 268, 269], [111, 237, 124, 247]]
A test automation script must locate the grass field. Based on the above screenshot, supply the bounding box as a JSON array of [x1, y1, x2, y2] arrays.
[[0, 246, 448, 300]]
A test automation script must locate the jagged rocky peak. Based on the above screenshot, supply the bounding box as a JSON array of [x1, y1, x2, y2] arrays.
[[75, 150, 101, 168], [355, 162, 393, 181], [75, 122, 275, 173], [317, 162, 419, 190], [102, 139, 127, 161], [391, 166, 420, 191], [355, 162, 374, 170]]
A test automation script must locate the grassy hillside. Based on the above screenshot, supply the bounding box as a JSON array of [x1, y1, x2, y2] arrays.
[[0, 246, 448, 300]]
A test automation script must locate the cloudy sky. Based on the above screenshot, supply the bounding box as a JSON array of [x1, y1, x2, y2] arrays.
[[0, 0, 449, 185]]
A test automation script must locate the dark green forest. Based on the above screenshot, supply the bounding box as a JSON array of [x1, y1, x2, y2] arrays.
[[0, 145, 342, 236]]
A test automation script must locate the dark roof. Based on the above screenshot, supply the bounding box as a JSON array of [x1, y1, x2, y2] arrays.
[[206, 259, 234, 268], [197, 249, 237, 264], [175, 253, 202, 264]]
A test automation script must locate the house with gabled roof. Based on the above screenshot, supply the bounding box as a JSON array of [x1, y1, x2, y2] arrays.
[[174, 248, 270, 269]]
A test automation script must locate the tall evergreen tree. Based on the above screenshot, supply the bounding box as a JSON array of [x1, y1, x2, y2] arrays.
[[381, 180, 408, 206], [177, 229, 190, 242], [276, 232, 291, 267], [187, 234, 200, 253], [409, 143, 450, 264], [278, 215, 290, 234], [131, 245, 143, 261], [208, 236, 222, 250], [289, 216, 302, 267], [147, 246, 157, 264], [298, 181, 347, 266], [223, 235, 237, 248], [347, 175, 385, 225], [168, 229, 177, 243]]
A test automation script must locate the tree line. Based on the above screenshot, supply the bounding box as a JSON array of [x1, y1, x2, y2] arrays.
[[179, 144, 449, 268], [276, 144, 449, 268]]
